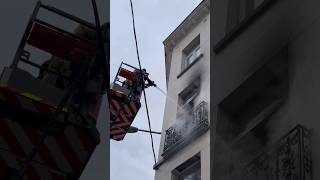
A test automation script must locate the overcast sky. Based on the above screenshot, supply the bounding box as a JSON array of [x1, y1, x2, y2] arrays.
[[0, 0, 107, 179], [110, 0, 201, 179]]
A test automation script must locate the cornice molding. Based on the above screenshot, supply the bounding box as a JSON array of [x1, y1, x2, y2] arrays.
[[163, 0, 210, 87]]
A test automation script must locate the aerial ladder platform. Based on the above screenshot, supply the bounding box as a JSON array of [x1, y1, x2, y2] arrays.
[[109, 62, 155, 141], [0, 1, 108, 179]]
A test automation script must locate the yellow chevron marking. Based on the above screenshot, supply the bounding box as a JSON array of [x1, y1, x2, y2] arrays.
[[0, 83, 8, 88], [54, 106, 68, 112], [62, 107, 68, 112], [117, 92, 129, 99], [21, 92, 42, 101]]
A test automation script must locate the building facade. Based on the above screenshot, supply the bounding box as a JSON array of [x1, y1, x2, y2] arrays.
[[211, 0, 319, 179], [154, 1, 210, 180]]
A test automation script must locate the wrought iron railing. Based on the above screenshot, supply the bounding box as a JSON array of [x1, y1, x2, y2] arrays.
[[246, 125, 312, 180], [162, 101, 209, 157]]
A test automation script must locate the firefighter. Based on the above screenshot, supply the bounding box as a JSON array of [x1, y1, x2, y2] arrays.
[[39, 55, 71, 89], [69, 23, 109, 126], [127, 69, 156, 101], [38, 22, 109, 90], [37, 23, 108, 126], [74, 22, 109, 55], [141, 69, 156, 88]]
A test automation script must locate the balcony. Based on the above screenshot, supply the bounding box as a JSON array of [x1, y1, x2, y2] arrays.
[[246, 125, 312, 180], [162, 101, 209, 159]]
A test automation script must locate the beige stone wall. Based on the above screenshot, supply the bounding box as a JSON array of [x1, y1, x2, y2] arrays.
[[155, 11, 210, 180]]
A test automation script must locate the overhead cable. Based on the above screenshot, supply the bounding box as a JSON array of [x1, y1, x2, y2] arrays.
[[129, 0, 157, 165]]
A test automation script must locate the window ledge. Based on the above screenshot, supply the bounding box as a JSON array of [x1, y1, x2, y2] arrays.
[[214, 0, 275, 53], [177, 54, 203, 79]]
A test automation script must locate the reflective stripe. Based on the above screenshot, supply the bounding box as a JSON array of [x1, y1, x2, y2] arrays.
[[111, 100, 121, 111], [111, 100, 130, 125], [5, 120, 34, 155], [0, 84, 67, 114], [54, 106, 68, 113], [0, 133, 10, 150], [23, 125, 60, 171], [64, 126, 88, 163], [114, 90, 127, 98], [0, 151, 20, 169], [0, 83, 8, 88], [123, 105, 134, 117], [62, 107, 68, 112], [45, 137, 74, 173], [32, 163, 53, 180], [117, 113, 130, 126], [16, 95, 39, 113], [21, 92, 42, 101], [5, 120, 43, 164], [129, 102, 139, 113], [109, 104, 118, 115], [110, 99, 137, 140], [0, 119, 26, 156], [110, 127, 125, 135], [55, 133, 82, 172], [0, 151, 63, 180], [112, 134, 125, 140]]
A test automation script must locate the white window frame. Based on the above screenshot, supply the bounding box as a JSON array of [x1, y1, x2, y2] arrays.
[[174, 159, 201, 180], [185, 45, 201, 68], [179, 166, 201, 180]]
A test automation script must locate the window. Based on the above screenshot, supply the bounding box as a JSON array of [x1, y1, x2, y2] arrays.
[[180, 168, 201, 180], [217, 48, 288, 142], [226, 0, 266, 32], [177, 79, 200, 120], [173, 154, 201, 180], [185, 45, 201, 67], [182, 35, 201, 69]]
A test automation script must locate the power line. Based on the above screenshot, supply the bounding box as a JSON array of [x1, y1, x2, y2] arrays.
[[138, 129, 161, 135], [129, 0, 157, 166]]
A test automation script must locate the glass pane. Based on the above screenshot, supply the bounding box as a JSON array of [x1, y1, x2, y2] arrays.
[[185, 46, 200, 67], [181, 168, 201, 180], [186, 56, 191, 66], [186, 54, 194, 66], [195, 46, 201, 57]]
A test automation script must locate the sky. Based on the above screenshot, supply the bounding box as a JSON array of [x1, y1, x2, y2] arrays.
[[0, 0, 108, 179], [110, 0, 202, 179]]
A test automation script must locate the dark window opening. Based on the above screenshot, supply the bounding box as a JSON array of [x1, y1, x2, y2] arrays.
[[173, 153, 201, 180], [217, 48, 288, 142], [177, 78, 200, 120], [226, 0, 266, 33]]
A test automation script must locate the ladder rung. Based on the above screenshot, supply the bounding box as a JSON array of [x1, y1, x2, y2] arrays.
[[20, 58, 71, 81], [34, 19, 96, 46], [40, 4, 96, 30]]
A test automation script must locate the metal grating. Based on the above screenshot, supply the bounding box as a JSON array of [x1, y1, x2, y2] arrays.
[[163, 101, 209, 157]]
